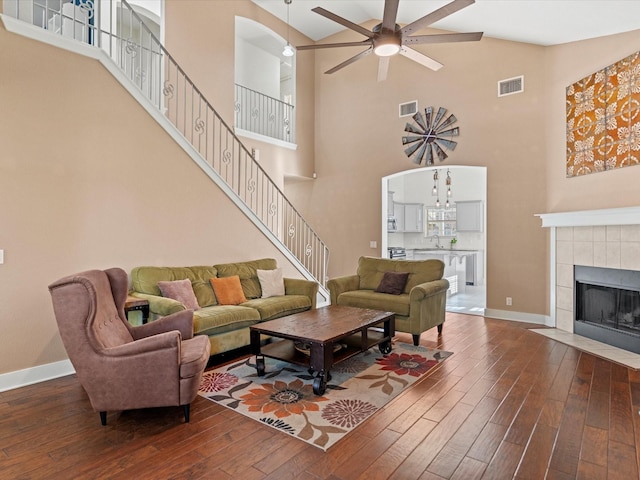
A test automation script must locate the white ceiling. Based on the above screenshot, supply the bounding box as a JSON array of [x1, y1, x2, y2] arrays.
[[251, 0, 640, 46]]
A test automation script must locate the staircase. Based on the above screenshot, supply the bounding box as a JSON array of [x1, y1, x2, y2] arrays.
[[3, 0, 329, 300]]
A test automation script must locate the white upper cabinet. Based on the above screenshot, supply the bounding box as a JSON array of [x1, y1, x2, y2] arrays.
[[456, 200, 484, 232]]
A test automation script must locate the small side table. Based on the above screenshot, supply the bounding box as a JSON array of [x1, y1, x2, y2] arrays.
[[124, 295, 150, 324]]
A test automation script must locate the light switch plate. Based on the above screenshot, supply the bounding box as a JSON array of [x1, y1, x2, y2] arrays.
[[0, 249, 4, 264], [369, 241, 377, 248]]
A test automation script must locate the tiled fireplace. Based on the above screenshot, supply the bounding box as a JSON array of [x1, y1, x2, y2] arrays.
[[538, 207, 640, 356]]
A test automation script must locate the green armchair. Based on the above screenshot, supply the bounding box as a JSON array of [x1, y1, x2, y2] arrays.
[[328, 256, 449, 346]]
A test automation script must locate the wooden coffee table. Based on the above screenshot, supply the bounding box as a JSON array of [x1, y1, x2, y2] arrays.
[[249, 305, 395, 395]]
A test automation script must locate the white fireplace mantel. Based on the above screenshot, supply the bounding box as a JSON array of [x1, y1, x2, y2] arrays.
[[536, 206, 640, 228]]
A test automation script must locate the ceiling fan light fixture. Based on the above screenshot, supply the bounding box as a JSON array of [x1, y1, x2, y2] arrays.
[[373, 38, 401, 57]]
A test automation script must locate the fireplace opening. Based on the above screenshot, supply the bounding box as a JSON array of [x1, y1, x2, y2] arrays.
[[574, 265, 640, 354]]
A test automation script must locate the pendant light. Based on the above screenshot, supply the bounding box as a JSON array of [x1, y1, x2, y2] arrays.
[[282, 0, 294, 57], [445, 170, 452, 208]]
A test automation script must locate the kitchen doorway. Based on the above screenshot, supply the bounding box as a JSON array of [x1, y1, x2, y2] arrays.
[[382, 166, 487, 315]]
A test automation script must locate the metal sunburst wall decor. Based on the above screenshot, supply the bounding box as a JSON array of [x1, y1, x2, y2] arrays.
[[402, 106, 459, 165]]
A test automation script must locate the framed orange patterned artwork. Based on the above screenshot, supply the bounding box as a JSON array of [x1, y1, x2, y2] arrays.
[[566, 50, 640, 177]]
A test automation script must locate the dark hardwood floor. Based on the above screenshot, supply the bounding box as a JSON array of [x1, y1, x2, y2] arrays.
[[2, 313, 640, 479]]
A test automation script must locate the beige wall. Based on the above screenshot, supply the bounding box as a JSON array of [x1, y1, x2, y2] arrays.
[[291, 23, 549, 316], [163, 0, 316, 183], [289, 25, 640, 318], [0, 25, 303, 375], [545, 29, 640, 213]]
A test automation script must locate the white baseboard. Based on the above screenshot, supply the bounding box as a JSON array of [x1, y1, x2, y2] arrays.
[[484, 308, 551, 326], [0, 360, 75, 393]]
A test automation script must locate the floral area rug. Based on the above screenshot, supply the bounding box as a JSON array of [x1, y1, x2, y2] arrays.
[[198, 343, 452, 450]]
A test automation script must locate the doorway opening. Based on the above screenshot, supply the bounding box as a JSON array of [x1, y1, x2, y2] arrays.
[[382, 166, 487, 315]]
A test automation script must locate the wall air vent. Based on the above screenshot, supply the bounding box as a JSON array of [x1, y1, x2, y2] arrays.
[[399, 100, 418, 117], [498, 75, 524, 97]]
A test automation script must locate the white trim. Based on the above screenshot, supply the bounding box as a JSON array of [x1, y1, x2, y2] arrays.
[[536, 206, 640, 228], [484, 308, 550, 326], [0, 360, 75, 393], [235, 128, 297, 151]]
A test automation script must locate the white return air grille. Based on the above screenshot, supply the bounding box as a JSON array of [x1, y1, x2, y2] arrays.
[[399, 100, 418, 117], [498, 75, 524, 97]]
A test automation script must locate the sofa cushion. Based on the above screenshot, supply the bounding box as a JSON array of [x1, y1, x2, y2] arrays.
[[214, 258, 278, 299], [210, 276, 248, 305], [257, 268, 285, 298], [131, 266, 218, 307], [357, 256, 444, 293], [336, 290, 410, 317], [375, 271, 409, 295], [158, 279, 200, 311], [242, 295, 312, 321], [193, 305, 261, 336]]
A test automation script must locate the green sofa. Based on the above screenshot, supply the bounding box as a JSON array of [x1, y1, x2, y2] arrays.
[[327, 256, 449, 346], [130, 258, 318, 355]]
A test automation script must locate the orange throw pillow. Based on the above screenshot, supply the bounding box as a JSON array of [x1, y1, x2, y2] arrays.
[[210, 275, 248, 305]]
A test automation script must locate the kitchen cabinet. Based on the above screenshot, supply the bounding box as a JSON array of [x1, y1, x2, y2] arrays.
[[456, 201, 483, 232], [403, 203, 423, 232], [387, 191, 395, 216], [391, 203, 423, 233]]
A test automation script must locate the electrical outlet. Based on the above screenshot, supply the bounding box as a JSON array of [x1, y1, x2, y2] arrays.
[[369, 241, 377, 248], [506, 297, 512, 306]]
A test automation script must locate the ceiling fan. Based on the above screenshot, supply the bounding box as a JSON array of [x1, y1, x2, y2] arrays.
[[296, 0, 483, 81]]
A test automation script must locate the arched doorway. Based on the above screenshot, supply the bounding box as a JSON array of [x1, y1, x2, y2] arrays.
[[382, 165, 487, 315]]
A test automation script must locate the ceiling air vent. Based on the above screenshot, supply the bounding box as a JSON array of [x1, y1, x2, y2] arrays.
[[399, 100, 418, 117], [498, 75, 524, 97]]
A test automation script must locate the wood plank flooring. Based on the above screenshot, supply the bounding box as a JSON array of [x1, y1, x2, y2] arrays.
[[2, 313, 640, 479]]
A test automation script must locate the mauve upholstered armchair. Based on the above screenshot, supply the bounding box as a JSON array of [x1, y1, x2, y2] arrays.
[[48, 268, 210, 425]]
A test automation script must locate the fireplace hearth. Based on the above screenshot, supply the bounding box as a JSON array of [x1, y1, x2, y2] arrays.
[[574, 265, 640, 354]]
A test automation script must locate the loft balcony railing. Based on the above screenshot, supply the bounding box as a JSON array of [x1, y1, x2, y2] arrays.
[[234, 84, 295, 144], [3, 0, 328, 287]]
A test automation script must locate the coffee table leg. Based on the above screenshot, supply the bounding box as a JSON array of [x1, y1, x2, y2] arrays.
[[309, 343, 333, 395], [250, 329, 265, 376]]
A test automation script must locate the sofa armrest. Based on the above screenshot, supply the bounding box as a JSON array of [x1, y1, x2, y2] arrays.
[[130, 309, 194, 340], [130, 292, 187, 317], [284, 278, 319, 310], [327, 275, 360, 305], [103, 330, 181, 357], [407, 278, 450, 332], [409, 279, 450, 302]]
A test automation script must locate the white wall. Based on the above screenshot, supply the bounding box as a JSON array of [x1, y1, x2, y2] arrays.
[[235, 33, 280, 98]]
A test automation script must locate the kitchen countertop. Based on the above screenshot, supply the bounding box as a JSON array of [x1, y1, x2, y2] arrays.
[[411, 248, 480, 253]]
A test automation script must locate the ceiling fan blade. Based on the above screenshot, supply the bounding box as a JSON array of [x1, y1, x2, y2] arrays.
[[403, 32, 483, 46], [297, 40, 371, 51], [311, 6, 374, 39], [325, 48, 373, 74], [381, 0, 400, 32], [377, 57, 390, 82], [400, 0, 475, 36], [399, 46, 443, 71]]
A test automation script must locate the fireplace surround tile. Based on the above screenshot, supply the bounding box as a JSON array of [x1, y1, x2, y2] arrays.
[[594, 242, 607, 267], [574, 241, 594, 266], [621, 242, 640, 270], [606, 225, 621, 241], [606, 242, 621, 268], [574, 226, 593, 241]]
